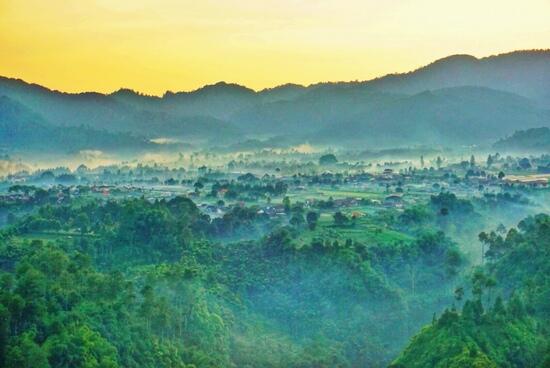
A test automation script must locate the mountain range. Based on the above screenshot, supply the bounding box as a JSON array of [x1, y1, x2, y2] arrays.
[[494, 127, 550, 152], [0, 96, 155, 154], [0, 50, 549, 153]]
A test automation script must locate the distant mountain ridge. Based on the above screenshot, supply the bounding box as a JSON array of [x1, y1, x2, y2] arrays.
[[1, 49, 549, 151], [314, 87, 549, 146], [3, 50, 549, 104], [0, 95, 155, 153], [494, 127, 550, 152], [363, 50, 550, 106]]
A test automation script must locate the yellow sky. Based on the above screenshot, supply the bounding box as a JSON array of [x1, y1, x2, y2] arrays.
[[1, 0, 549, 95]]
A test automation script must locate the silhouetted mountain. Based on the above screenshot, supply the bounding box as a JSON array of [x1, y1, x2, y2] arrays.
[[161, 82, 257, 119], [0, 95, 51, 149], [230, 85, 404, 135], [0, 50, 548, 151], [110, 88, 162, 110], [0, 95, 154, 153], [494, 127, 550, 152], [0, 77, 242, 141], [363, 50, 550, 106], [313, 87, 550, 146], [258, 83, 309, 103]]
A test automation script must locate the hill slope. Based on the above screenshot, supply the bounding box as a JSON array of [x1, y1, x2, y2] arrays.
[[391, 214, 550, 367], [0, 95, 154, 153], [0, 50, 549, 150], [494, 127, 550, 152], [313, 87, 550, 146], [364, 50, 550, 106], [0, 78, 242, 142]]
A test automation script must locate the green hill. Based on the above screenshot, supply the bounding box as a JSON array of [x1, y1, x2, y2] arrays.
[[0, 95, 155, 153], [391, 214, 550, 367], [494, 127, 550, 152]]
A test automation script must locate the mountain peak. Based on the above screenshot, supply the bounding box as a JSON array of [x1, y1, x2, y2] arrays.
[[111, 88, 140, 96], [164, 81, 255, 98], [260, 83, 306, 93], [1, 49, 549, 107], [429, 54, 478, 66], [197, 81, 255, 94]]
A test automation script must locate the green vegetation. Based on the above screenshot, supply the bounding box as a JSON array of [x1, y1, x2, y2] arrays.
[[494, 127, 550, 152], [294, 212, 414, 248], [0, 195, 467, 367], [1, 50, 550, 365], [391, 214, 550, 367], [0, 96, 155, 153], [319, 154, 338, 165], [1, 150, 549, 367]]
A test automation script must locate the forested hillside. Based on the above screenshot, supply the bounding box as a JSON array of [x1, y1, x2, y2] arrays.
[[1, 50, 549, 151], [391, 214, 550, 367], [2, 0, 549, 366], [494, 127, 550, 152], [0, 96, 156, 153], [0, 194, 465, 367], [1, 147, 549, 367]]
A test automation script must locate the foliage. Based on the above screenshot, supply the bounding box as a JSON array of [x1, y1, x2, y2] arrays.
[[391, 214, 550, 367], [0, 195, 469, 367]]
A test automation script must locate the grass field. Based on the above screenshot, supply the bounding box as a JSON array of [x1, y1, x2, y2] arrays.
[[295, 213, 413, 248]]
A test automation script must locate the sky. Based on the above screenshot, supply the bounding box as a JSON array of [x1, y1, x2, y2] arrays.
[[1, 0, 549, 95]]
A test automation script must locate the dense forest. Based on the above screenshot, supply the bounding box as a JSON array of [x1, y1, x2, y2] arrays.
[[494, 127, 550, 152], [0, 184, 548, 367], [0, 194, 465, 367], [392, 214, 550, 367], [0, 46, 549, 367], [0, 96, 156, 154]]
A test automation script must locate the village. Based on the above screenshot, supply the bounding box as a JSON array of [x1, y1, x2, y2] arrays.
[[1, 152, 548, 230]]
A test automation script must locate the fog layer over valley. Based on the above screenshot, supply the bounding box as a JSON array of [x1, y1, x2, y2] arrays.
[[0, 49, 550, 368]]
